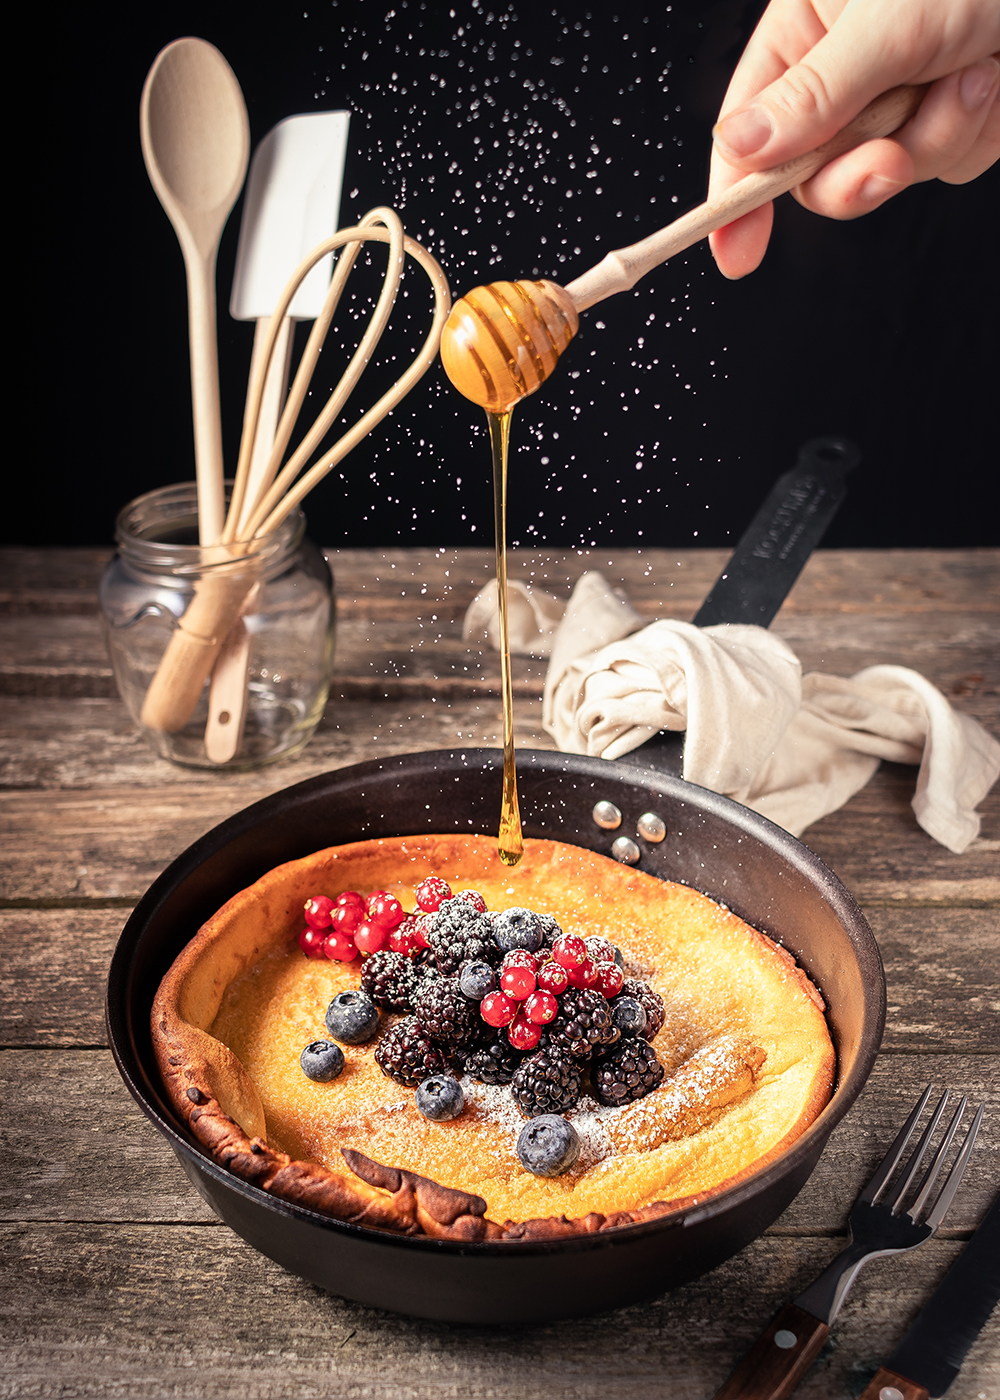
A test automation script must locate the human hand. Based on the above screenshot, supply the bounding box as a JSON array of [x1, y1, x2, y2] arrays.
[[707, 0, 1000, 278]]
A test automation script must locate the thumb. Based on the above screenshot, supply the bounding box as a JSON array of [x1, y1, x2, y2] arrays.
[[713, 14, 906, 168]]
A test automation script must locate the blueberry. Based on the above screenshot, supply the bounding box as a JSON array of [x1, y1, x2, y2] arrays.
[[516, 1114, 580, 1177], [459, 960, 496, 1000], [300, 1040, 345, 1082], [493, 907, 543, 954], [325, 989, 380, 1045], [415, 1074, 465, 1121], [611, 996, 647, 1037]]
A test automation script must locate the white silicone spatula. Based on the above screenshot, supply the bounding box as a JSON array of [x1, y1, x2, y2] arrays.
[[204, 110, 351, 763]]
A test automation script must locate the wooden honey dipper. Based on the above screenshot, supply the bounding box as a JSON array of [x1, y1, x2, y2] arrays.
[[441, 84, 924, 412]]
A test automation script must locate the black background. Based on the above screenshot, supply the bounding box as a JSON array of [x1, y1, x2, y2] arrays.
[[24, 0, 998, 550]]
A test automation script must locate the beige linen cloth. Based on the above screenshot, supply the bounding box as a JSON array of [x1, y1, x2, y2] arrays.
[[463, 573, 1000, 854]]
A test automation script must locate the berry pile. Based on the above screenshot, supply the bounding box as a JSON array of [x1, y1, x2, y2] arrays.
[[294, 873, 668, 1174]]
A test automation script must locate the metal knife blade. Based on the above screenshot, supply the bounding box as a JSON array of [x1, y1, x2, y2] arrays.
[[622, 435, 861, 776], [877, 1193, 1000, 1397]]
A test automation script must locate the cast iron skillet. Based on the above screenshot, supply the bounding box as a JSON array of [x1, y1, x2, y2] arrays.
[[107, 753, 883, 1324], [106, 439, 883, 1323]]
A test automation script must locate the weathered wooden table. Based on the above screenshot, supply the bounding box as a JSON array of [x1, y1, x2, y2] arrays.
[[2, 546, 998, 1399]]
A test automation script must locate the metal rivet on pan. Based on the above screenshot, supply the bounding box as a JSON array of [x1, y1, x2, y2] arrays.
[[636, 812, 666, 843], [611, 836, 641, 865], [878, 1390, 904, 1400], [593, 800, 622, 830], [774, 1330, 797, 1350]]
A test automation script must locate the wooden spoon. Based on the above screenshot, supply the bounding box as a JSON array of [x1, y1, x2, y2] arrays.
[[440, 84, 923, 413], [140, 38, 250, 545]]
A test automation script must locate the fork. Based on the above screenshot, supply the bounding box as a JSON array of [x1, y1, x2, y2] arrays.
[[712, 1085, 984, 1400]]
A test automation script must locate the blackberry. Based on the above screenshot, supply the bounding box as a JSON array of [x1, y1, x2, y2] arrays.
[[536, 913, 563, 947], [413, 975, 478, 1047], [544, 988, 620, 1060], [426, 898, 496, 976], [510, 1049, 582, 1117], [374, 1017, 453, 1087], [412, 945, 443, 988], [462, 1039, 522, 1085], [360, 950, 417, 1012], [619, 979, 666, 1042], [592, 1037, 664, 1106]]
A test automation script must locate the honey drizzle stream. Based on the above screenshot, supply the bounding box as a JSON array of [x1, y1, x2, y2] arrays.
[[488, 408, 523, 866]]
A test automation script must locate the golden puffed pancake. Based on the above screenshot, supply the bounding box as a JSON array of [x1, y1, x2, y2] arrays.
[[152, 834, 834, 1239]]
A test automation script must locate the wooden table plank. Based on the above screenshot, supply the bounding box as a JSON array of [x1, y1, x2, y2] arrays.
[[1, 1224, 995, 1400], [3, 545, 998, 617]]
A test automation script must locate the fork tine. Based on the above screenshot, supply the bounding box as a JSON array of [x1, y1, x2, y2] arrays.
[[907, 1095, 967, 1220], [858, 1083, 933, 1206], [886, 1089, 950, 1212], [923, 1102, 984, 1229]]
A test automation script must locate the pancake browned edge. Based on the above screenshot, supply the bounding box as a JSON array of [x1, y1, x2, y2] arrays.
[[151, 834, 834, 1243]]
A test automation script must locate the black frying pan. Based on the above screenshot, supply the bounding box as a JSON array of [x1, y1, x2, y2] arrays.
[[106, 438, 880, 1323]]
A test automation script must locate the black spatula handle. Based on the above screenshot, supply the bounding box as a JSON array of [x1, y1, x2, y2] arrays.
[[624, 436, 860, 776], [693, 436, 860, 628]]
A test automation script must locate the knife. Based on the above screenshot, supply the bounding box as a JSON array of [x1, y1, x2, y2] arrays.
[[621, 434, 861, 776], [858, 1193, 1000, 1400]]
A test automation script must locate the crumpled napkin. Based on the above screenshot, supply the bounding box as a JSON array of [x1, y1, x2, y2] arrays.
[[462, 572, 1000, 854]]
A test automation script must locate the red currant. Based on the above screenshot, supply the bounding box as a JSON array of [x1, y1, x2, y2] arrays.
[[365, 890, 404, 930], [507, 1011, 542, 1051], [455, 888, 487, 913], [596, 962, 624, 997], [524, 989, 558, 1025], [330, 902, 362, 936], [335, 890, 365, 910], [567, 958, 599, 989], [410, 914, 432, 949], [502, 949, 537, 972], [586, 936, 617, 965], [552, 934, 587, 968], [303, 895, 334, 930], [323, 931, 358, 962], [537, 960, 569, 995], [354, 921, 390, 955], [480, 991, 517, 1028], [298, 926, 328, 959], [415, 876, 452, 912], [389, 917, 420, 956], [500, 964, 536, 1001]]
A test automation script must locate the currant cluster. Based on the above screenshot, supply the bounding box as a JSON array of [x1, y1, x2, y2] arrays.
[[296, 874, 473, 963], [294, 872, 668, 1168]]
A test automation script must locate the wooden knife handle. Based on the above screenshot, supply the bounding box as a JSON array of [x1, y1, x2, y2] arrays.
[[712, 1302, 830, 1400], [858, 1367, 930, 1400]]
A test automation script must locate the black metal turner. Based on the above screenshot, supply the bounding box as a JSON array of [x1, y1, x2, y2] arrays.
[[622, 435, 861, 777]]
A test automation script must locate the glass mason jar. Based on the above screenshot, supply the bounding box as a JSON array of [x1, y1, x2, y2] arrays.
[[100, 482, 335, 769]]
